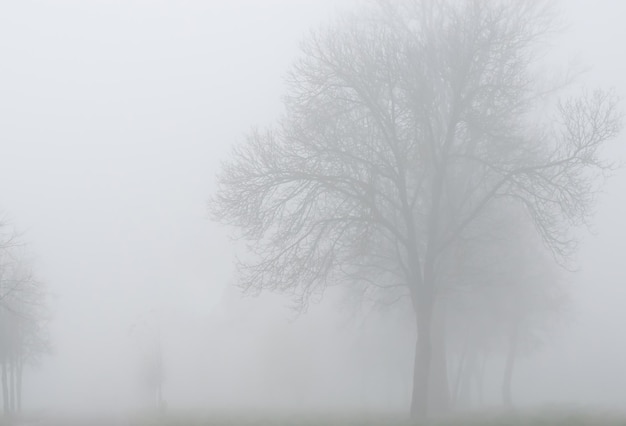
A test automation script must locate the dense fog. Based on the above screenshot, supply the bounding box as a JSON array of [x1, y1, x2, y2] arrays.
[[0, 0, 625, 423]]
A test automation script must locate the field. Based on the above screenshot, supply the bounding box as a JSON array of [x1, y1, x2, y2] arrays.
[[126, 409, 626, 426], [7, 407, 626, 426]]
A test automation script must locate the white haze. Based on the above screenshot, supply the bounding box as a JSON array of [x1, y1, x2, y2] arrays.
[[0, 0, 624, 418]]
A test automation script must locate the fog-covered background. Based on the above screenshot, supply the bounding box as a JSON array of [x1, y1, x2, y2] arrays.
[[0, 0, 624, 418]]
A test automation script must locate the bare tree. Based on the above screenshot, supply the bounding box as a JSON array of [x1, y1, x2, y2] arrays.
[[0, 233, 50, 418], [444, 205, 566, 410], [211, 0, 621, 418]]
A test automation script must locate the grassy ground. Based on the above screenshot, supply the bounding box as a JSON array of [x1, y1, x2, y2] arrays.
[[127, 408, 626, 426], [6, 407, 626, 426]]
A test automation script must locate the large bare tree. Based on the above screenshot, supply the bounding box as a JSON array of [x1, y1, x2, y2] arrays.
[[211, 0, 621, 418]]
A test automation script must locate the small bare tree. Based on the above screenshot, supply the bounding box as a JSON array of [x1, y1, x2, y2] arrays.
[[444, 205, 566, 409], [0, 227, 50, 417], [212, 0, 621, 418]]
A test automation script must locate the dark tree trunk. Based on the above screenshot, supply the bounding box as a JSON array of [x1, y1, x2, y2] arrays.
[[429, 300, 450, 415], [410, 275, 441, 420], [409, 262, 451, 420], [502, 321, 519, 407], [410, 303, 432, 419], [8, 357, 14, 414], [16, 360, 22, 414], [1, 362, 7, 416]]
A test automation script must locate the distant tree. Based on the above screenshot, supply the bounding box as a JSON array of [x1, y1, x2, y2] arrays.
[[211, 0, 621, 418], [0, 228, 50, 417], [444, 205, 566, 409], [496, 229, 564, 408]]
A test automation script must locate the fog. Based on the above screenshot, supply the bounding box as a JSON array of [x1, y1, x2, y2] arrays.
[[0, 0, 625, 423]]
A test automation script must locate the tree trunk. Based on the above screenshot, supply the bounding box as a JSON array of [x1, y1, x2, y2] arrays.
[[157, 384, 163, 412], [1, 362, 8, 416], [502, 321, 519, 407], [429, 299, 450, 414], [409, 265, 452, 419], [8, 357, 14, 414], [457, 349, 476, 410], [410, 307, 432, 419], [410, 285, 435, 420], [477, 352, 487, 406], [452, 342, 468, 408], [16, 361, 22, 414]]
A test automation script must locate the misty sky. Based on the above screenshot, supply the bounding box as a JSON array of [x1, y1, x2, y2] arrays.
[[0, 0, 625, 415]]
